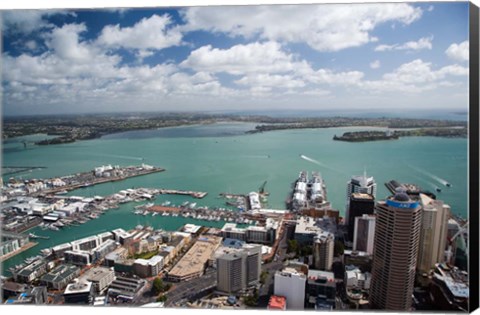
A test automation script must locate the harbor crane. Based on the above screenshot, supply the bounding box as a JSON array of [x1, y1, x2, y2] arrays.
[[259, 181, 269, 195]]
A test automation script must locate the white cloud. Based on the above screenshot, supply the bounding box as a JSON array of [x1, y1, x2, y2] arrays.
[[303, 89, 332, 96], [25, 40, 38, 50], [45, 23, 96, 63], [2, 10, 74, 34], [370, 60, 381, 69], [235, 74, 305, 89], [300, 68, 365, 85], [2, 21, 242, 112], [375, 36, 433, 52], [361, 59, 468, 93], [96, 14, 182, 50], [181, 3, 422, 52], [180, 41, 309, 75], [445, 41, 469, 62]]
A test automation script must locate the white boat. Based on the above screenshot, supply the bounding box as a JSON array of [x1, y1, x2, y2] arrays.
[[189, 202, 197, 209], [181, 201, 189, 207], [152, 212, 157, 217], [161, 201, 171, 206]]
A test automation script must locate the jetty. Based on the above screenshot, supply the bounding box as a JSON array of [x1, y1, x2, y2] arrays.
[[34, 165, 165, 196], [158, 189, 208, 199]]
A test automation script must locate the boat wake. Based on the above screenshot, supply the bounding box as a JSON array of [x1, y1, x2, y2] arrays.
[[87, 153, 144, 161], [407, 164, 451, 187], [244, 155, 271, 159], [300, 154, 345, 174]]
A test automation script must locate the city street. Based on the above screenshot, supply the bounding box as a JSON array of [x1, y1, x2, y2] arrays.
[[257, 224, 289, 307], [164, 268, 217, 307]]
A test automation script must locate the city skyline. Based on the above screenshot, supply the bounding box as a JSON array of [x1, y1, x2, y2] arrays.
[[1, 1, 469, 116]]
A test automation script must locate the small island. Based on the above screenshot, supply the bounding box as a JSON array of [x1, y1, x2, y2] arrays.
[[333, 127, 468, 142], [333, 131, 399, 142]]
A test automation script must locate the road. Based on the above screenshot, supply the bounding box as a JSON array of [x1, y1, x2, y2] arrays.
[[257, 223, 290, 307], [164, 268, 217, 307]]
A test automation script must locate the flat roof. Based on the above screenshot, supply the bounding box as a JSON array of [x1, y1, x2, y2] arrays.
[[308, 269, 335, 283], [351, 193, 374, 200], [183, 224, 202, 234], [82, 267, 114, 282], [64, 281, 92, 295], [169, 236, 222, 278], [295, 216, 336, 235]]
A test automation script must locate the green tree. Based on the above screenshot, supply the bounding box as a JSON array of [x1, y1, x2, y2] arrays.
[[152, 277, 165, 295], [157, 295, 168, 302], [243, 290, 259, 307], [260, 271, 269, 285], [287, 239, 298, 254]]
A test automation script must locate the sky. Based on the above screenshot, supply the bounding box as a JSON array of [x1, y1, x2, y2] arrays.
[[0, 1, 471, 116]]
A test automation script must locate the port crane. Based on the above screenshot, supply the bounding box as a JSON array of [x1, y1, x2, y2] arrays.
[[259, 181, 269, 195]]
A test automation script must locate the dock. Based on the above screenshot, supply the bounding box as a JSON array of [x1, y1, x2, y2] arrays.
[[158, 189, 208, 199], [0, 242, 38, 263], [31, 166, 165, 196]]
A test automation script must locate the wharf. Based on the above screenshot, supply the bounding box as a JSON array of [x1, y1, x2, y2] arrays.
[[0, 242, 38, 263], [148, 206, 181, 213], [158, 189, 208, 199], [34, 167, 165, 196]]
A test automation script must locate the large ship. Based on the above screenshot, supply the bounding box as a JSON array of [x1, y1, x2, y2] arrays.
[[289, 171, 329, 211]]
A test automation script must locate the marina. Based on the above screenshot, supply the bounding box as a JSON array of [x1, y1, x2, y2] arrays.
[[1, 124, 468, 276]]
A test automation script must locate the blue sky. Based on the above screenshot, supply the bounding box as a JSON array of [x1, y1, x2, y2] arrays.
[[1, 2, 470, 115]]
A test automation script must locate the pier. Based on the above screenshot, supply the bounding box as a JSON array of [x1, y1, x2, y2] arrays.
[[158, 189, 208, 199], [0, 242, 38, 263], [34, 166, 165, 196]]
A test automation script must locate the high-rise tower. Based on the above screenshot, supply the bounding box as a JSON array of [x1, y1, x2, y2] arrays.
[[312, 231, 334, 271], [369, 188, 422, 310], [417, 194, 450, 274], [345, 170, 376, 224]]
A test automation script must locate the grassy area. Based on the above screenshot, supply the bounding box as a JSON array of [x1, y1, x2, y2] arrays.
[[132, 250, 159, 260]]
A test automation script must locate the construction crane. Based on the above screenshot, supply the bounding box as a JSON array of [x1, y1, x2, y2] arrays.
[[259, 181, 269, 195]]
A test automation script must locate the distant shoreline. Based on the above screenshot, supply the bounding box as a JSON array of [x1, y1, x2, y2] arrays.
[[2, 114, 468, 145]]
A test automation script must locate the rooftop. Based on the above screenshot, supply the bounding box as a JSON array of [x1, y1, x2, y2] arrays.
[[135, 255, 163, 266], [268, 295, 287, 310], [41, 264, 79, 283], [351, 193, 374, 200], [434, 263, 469, 298], [295, 216, 337, 235], [64, 281, 92, 295], [82, 267, 114, 282], [183, 224, 202, 234], [307, 269, 335, 283], [169, 236, 222, 279]]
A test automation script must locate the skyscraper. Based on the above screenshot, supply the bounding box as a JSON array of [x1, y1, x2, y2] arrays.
[[313, 231, 334, 271], [345, 171, 376, 224], [417, 194, 450, 274], [369, 189, 422, 310], [347, 193, 375, 241], [353, 214, 376, 255], [216, 245, 261, 294], [274, 266, 307, 310]]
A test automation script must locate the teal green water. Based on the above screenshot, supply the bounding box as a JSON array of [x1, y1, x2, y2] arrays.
[[1, 123, 468, 274]]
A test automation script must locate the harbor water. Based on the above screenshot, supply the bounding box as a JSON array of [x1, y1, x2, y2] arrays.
[[1, 122, 468, 274]]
